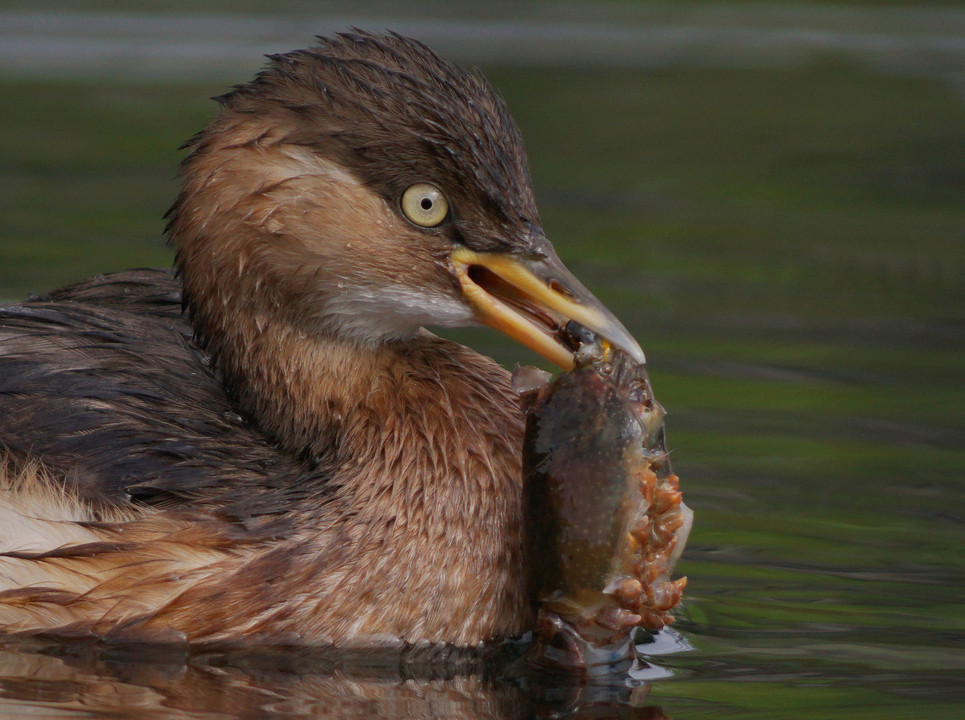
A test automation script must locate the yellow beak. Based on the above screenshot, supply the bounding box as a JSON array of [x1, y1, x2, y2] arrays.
[[451, 248, 645, 370]]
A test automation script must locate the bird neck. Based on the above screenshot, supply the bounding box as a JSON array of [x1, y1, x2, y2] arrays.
[[206, 311, 526, 510]]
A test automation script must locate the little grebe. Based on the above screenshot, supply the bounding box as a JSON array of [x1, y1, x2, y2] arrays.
[[0, 31, 643, 646]]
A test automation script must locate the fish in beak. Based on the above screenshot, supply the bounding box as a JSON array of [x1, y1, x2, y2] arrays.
[[451, 247, 645, 370]]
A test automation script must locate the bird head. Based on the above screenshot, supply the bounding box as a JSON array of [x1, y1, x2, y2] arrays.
[[168, 31, 643, 370]]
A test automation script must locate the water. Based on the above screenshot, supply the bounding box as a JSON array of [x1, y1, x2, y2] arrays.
[[1, 3, 963, 718]]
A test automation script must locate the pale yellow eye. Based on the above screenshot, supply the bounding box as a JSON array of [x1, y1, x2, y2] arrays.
[[400, 183, 449, 227]]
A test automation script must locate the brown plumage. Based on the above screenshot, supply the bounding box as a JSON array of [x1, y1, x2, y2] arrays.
[[0, 31, 642, 646]]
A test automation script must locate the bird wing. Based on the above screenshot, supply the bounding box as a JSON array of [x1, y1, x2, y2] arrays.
[[0, 270, 321, 526]]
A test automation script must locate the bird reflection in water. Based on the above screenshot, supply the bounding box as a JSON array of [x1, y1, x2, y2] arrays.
[[0, 638, 673, 719]]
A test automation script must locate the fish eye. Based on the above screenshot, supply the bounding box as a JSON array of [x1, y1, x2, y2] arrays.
[[400, 183, 449, 227]]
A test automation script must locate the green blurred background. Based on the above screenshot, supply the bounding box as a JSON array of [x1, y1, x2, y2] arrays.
[[0, 1, 963, 718]]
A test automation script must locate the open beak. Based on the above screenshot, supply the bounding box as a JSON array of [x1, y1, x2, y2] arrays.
[[451, 248, 645, 370]]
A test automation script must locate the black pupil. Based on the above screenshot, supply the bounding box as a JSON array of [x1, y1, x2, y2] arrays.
[[420, 197, 433, 211]]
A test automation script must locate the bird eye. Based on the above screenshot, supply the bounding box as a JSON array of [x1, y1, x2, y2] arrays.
[[400, 183, 449, 228]]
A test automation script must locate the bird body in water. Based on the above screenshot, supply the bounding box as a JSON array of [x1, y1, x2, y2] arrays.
[[0, 32, 643, 646]]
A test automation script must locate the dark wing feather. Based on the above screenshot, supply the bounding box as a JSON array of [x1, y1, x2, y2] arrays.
[[0, 269, 327, 523]]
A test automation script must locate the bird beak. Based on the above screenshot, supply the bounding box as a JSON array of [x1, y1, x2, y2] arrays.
[[451, 248, 645, 370]]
